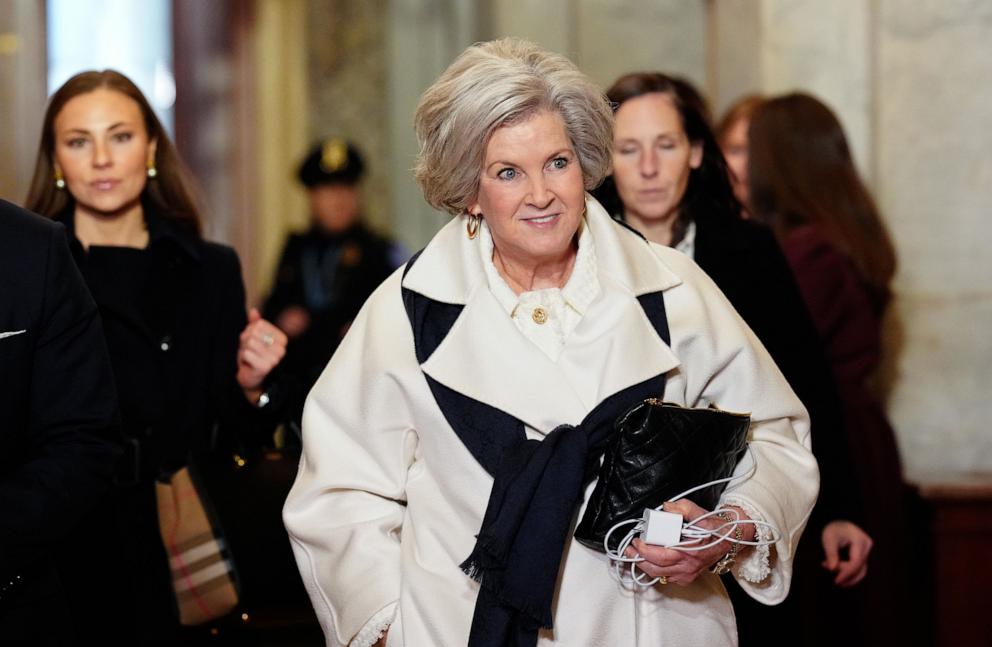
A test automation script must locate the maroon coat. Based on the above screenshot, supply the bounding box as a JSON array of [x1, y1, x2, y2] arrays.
[[781, 224, 909, 647]]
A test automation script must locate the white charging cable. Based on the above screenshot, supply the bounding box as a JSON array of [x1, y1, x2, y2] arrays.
[[601, 447, 781, 587]]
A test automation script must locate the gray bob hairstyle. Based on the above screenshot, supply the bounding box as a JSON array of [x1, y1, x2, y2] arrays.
[[414, 38, 614, 215]]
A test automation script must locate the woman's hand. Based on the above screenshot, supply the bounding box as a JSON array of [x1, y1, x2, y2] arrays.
[[624, 499, 755, 585], [237, 307, 288, 402], [821, 520, 872, 587]]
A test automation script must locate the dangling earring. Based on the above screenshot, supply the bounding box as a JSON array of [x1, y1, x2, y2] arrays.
[[146, 161, 158, 179], [466, 213, 481, 240], [54, 167, 65, 189]]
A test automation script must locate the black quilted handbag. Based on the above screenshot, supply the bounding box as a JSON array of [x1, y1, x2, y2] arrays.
[[574, 399, 751, 553]]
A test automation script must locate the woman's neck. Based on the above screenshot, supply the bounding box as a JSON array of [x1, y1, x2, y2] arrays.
[[492, 242, 577, 294], [74, 203, 149, 249], [624, 210, 676, 247]]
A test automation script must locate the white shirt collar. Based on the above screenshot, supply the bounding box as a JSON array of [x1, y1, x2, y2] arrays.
[[675, 219, 697, 259], [401, 195, 682, 305], [478, 217, 599, 317]]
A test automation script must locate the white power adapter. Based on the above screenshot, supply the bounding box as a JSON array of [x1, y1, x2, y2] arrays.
[[640, 508, 683, 546]]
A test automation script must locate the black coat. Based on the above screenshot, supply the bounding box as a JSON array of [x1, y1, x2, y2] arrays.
[[693, 215, 860, 528], [53, 208, 266, 644], [692, 214, 863, 647], [263, 223, 399, 422], [58, 208, 257, 476], [0, 201, 120, 643]]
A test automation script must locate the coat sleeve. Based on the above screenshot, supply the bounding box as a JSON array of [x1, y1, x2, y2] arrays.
[[0, 222, 121, 579], [658, 249, 819, 605], [283, 270, 418, 647]]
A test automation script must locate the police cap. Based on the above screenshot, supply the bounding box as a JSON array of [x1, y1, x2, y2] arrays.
[[297, 138, 365, 187]]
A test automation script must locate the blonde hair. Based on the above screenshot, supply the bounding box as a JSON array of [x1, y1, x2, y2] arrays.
[[414, 38, 613, 215]]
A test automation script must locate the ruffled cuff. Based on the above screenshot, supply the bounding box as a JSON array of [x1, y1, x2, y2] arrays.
[[721, 497, 772, 583], [351, 603, 396, 647]]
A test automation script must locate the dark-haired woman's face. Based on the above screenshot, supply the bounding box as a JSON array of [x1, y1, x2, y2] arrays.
[[720, 115, 750, 209], [612, 93, 701, 227], [53, 88, 156, 219]]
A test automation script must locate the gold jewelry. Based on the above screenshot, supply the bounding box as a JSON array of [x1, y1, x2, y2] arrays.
[[531, 307, 548, 325], [466, 213, 481, 239], [147, 163, 158, 179], [658, 575, 669, 585], [710, 509, 744, 575], [54, 167, 65, 189]]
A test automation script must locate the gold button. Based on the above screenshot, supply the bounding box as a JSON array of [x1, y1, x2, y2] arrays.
[[532, 307, 548, 325]]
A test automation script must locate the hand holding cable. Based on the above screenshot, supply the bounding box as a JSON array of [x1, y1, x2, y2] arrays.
[[603, 454, 781, 587], [623, 500, 756, 586]]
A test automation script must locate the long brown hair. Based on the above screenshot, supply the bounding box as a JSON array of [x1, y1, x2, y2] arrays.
[[593, 72, 741, 241], [25, 69, 203, 236], [748, 92, 896, 302]]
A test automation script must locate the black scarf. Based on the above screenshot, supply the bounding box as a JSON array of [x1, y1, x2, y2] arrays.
[[402, 252, 670, 647]]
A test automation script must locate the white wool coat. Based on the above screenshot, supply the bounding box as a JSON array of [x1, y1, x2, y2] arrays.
[[283, 197, 819, 647]]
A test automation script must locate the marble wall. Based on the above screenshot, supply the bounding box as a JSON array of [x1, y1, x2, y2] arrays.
[[306, 0, 392, 234], [875, 0, 992, 476], [711, 0, 992, 477]]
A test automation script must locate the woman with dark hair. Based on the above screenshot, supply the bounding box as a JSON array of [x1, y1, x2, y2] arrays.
[[715, 94, 765, 210], [25, 69, 287, 644], [748, 92, 907, 647], [593, 73, 872, 646]]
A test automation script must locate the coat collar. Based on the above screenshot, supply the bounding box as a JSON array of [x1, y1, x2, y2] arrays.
[[57, 203, 202, 263], [403, 196, 682, 304], [57, 205, 202, 343], [403, 196, 682, 433]]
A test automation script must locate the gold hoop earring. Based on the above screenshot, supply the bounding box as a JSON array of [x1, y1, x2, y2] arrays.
[[466, 213, 481, 240], [54, 167, 65, 189]]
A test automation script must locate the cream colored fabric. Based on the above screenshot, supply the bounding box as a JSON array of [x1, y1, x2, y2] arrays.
[[675, 219, 697, 258], [283, 196, 819, 647], [479, 218, 599, 361]]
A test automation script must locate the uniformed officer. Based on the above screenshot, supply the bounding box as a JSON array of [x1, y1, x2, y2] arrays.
[[263, 138, 405, 424]]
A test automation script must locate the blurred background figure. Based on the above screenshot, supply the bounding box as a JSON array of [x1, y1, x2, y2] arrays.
[[24, 69, 288, 645], [263, 138, 405, 426], [747, 92, 910, 647], [715, 94, 764, 213], [593, 72, 871, 647], [0, 199, 120, 645]]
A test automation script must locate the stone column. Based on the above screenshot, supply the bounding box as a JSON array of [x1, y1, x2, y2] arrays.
[[876, 0, 992, 476]]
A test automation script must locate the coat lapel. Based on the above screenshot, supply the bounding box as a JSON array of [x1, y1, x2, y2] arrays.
[[403, 197, 684, 434], [422, 283, 588, 432]]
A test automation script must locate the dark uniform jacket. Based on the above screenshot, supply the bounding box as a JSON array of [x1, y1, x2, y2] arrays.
[[263, 222, 399, 422], [0, 200, 120, 643]]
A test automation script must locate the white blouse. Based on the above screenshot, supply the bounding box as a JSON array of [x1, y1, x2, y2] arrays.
[[479, 219, 599, 362]]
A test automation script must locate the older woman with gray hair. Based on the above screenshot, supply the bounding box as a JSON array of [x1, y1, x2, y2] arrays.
[[283, 38, 818, 647]]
